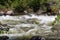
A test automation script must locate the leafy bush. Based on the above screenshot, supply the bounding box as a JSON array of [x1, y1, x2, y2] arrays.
[[28, 0, 40, 12], [0, 0, 60, 13], [11, 0, 28, 13]]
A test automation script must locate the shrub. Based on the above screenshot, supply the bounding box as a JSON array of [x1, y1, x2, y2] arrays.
[[11, 0, 29, 13], [28, 0, 40, 12], [0, 0, 60, 13]]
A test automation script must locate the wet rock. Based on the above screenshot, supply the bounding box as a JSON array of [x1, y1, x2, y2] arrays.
[[36, 10, 45, 15], [27, 18, 39, 24], [58, 10, 60, 14], [0, 22, 8, 26], [0, 26, 9, 31], [0, 22, 2, 25], [0, 24, 10, 31], [0, 24, 9, 27], [0, 36, 9, 40], [6, 10, 14, 16], [0, 11, 6, 16], [30, 36, 45, 40], [24, 10, 28, 14]]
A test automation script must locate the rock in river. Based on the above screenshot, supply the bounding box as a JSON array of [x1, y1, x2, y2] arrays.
[[0, 36, 9, 40]]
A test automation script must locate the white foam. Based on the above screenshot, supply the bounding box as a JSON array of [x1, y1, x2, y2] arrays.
[[0, 14, 57, 37]]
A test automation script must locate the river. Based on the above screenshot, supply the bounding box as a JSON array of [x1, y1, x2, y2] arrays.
[[0, 14, 57, 40]]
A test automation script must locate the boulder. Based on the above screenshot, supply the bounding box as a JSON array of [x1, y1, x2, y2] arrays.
[[6, 10, 14, 16], [0, 11, 6, 16]]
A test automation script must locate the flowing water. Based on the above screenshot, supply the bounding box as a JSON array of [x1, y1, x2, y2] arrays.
[[0, 14, 57, 40]]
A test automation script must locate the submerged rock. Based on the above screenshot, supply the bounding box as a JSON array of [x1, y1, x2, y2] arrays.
[[2, 24, 8, 27], [30, 36, 45, 40], [0, 23, 10, 33], [27, 18, 40, 24]]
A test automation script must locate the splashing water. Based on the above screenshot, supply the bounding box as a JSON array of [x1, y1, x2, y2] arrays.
[[0, 14, 57, 40]]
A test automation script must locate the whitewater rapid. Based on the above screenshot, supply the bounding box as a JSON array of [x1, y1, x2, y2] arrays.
[[0, 14, 57, 37]]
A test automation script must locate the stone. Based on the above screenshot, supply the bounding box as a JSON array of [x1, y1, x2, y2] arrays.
[[30, 36, 45, 40], [36, 10, 45, 15], [0, 36, 9, 40], [59, 10, 60, 14], [6, 10, 14, 16], [0, 11, 6, 16], [27, 18, 39, 24], [0, 24, 10, 31], [0, 22, 8, 26]]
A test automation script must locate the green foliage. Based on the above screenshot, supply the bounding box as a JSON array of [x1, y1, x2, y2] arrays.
[[0, 0, 14, 8], [28, 0, 40, 12], [11, 0, 29, 12], [0, 0, 60, 13]]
